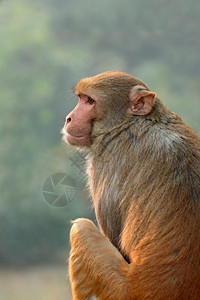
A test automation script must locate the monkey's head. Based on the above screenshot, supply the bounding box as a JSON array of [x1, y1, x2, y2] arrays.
[[62, 71, 156, 148]]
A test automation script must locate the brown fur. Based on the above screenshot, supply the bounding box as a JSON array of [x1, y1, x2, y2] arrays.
[[63, 71, 200, 299]]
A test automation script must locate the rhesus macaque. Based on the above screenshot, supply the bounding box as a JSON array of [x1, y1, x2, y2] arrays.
[[62, 71, 200, 300]]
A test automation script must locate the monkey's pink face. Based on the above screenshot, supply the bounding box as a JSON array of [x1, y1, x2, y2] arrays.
[[62, 94, 98, 147]]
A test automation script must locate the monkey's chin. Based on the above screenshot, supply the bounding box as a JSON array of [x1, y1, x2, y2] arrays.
[[63, 133, 91, 148]]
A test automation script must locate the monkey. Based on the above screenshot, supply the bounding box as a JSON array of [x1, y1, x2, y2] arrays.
[[62, 71, 200, 300]]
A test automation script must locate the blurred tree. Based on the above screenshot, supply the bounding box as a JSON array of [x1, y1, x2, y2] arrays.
[[0, 0, 92, 265]]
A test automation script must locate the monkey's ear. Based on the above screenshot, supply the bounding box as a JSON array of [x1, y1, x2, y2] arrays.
[[127, 85, 156, 116]]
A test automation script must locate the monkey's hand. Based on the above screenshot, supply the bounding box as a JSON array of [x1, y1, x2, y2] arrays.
[[69, 218, 129, 300]]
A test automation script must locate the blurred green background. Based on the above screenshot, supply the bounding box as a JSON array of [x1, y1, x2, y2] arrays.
[[0, 0, 199, 299]]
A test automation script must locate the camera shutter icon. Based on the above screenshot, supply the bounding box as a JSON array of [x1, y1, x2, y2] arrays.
[[42, 173, 77, 207]]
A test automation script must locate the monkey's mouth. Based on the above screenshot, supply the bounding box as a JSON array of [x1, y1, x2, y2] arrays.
[[61, 127, 90, 145], [62, 127, 85, 139]]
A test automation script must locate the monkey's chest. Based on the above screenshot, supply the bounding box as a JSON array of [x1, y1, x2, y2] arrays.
[[95, 197, 123, 251], [88, 160, 123, 250]]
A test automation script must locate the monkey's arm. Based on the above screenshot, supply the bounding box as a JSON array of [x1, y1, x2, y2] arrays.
[[69, 218, 129, 300]]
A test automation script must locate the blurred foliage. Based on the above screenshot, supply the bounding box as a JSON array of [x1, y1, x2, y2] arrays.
[[0, 0, 199, 266]]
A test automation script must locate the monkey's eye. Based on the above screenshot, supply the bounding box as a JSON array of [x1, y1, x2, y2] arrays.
[[87, 97, 95, 105]]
